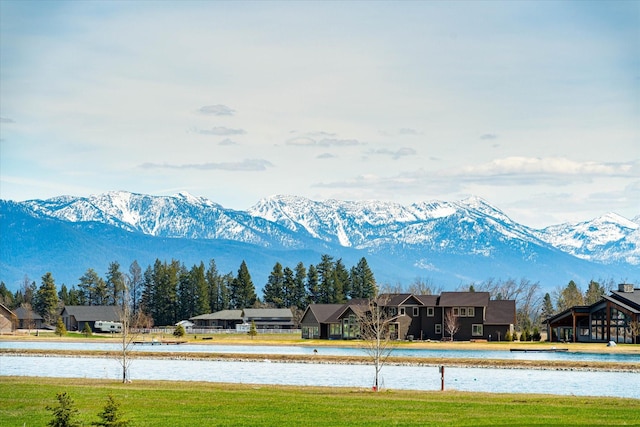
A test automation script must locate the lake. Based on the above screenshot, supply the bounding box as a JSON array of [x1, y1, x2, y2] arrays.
[[1, 341, 638, 398]]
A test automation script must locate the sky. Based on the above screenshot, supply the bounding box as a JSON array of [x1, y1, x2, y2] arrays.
[[0, 1, 638, 228]]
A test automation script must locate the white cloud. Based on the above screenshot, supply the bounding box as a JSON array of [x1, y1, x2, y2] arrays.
[[196, 127, 246, 136], [140, 159, 273, 171], [197, 104, 235, 116]]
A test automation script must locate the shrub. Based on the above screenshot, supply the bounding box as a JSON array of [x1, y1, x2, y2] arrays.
[[82, 322, 92, 337], [93, 394, 130, 427], [532, 327, 542, 342], [173, 324, 185, 338], [46, 392, 80, 427], [55, 318, 67, 337]]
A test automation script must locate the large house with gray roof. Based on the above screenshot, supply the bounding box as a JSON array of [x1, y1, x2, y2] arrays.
[[301, 292, 516, 341], [545, 284, 640, 344], [190, 308, 295, 330]]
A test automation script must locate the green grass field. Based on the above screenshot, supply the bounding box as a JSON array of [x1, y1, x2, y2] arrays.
[[1, 377, 639, 426]]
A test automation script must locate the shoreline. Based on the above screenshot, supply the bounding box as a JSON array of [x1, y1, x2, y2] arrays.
[[2, 348, 639, 373]]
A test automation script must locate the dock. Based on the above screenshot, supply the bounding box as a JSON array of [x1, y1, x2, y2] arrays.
[[133, 340, 187, 345], [510, 348, 569, 353]]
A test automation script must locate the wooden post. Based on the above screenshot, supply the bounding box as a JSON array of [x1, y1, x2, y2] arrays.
[[440, 365, 445, 391]]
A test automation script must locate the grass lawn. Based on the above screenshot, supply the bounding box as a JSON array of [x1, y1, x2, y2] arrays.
[[1, 377, 639, 426]]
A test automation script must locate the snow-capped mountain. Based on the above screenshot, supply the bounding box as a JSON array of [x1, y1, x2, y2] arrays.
[[1, 191, 638, 291], [536, 213, 639, 265]]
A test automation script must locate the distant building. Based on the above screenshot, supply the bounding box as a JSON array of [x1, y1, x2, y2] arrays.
[[190, 308, 295, 330], [0, 303, 17, 334], [545, 284, 640, 343], [14, 306, 44, 330], [300, 292, 516, 341], [60, 305, 121, 332]]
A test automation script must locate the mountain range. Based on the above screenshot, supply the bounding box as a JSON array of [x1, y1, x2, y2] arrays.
[[1, 191, 638, 294]]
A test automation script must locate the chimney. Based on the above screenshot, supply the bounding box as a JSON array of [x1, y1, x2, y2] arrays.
[[618, 284, 634, 293]]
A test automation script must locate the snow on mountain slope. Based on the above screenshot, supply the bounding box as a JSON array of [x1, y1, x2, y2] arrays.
[[249, 195, 551, 260], [536, 213, 639, 264], [13, 191, 640, 266], [22, 191, 314, 249]]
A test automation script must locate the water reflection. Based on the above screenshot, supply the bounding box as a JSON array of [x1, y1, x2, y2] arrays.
[[1, 355, 638, 399]]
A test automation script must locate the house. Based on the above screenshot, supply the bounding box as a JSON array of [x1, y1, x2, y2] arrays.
[[59, 305, 121, 332], [545, 284, 640, 343], [300, 304, 345, 339], [190, 310, 244, 329], [190, 308, 296, 330], [242, 308, 295, 329], [300, 292, 516, 341], [0, 303, 17, 334], [14, 306, 45, 330]]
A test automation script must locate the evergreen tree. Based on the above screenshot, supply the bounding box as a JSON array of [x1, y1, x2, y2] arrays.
[[173, 323, 186, 337], [82, 322, 92, 337], [105, 261, 125, 307], [78, 268, 104, 306], [349, 257, 376, 299], [557, 280, 584, 311], [248, 320, 258, 339], [282, 266, 295, 308], [230, 261, 257, 309], [58, 284, 70, 306], [316, 254, 335, 304], [193, 261, 209, 316], [67, 286, 82, 306], [263, 262, 285, 307], [55, 317, 67, 336], [0, 282, 13, 308], [139, 265, 155, 318], [35, 272, 59, 325], [584, 280, 606, 305], [291, 262, 308, 309], [332, 258, 349, 303], [46, 392, 80, 427], [129, 260, 143, 315], [306, 264, 319, 304], [93, 395, 130, 427], [541, 292, 554, 321], [177, 264, 194, 320]]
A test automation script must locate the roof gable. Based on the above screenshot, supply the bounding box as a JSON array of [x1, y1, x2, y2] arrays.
[[439, 292, 490, 307], [303, 304, 345, 324], [61, 305, 120, 321], [485, 300, 516, 324], [243, 308, 293, 319]]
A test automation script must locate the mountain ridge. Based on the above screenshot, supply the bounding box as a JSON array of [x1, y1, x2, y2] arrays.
[[1, 191, 638, 292]]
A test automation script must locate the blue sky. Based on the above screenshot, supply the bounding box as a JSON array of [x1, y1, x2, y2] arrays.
[[1, 1, 638, 228]]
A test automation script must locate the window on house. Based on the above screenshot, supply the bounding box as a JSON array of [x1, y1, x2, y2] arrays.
[[452, 307, 459, 317], [468, 307, 475, 317], [435, 324, 442, 334], [389, 307, 397, 316], [427, 307, 434, 317], [399, 307, 405, 316], [413, 307, 419, 317], [330, 323, 342, 336], [472, 324, 483, 336], [460, 307, 467, 317]]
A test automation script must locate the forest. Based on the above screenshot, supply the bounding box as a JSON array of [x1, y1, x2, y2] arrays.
[[0, 254, 615, 334]]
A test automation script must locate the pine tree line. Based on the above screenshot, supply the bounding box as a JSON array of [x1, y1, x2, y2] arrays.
[[0, 255, 376, 327]]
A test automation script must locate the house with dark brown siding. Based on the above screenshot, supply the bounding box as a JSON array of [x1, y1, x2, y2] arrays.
[[300, 292, 516, 341]]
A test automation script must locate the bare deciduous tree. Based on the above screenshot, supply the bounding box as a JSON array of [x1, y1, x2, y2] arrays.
[[627, 320, 640, 345], [444, 308, 459, 341], [116, 276, 139, 383], [355, 295, 398, 392]]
